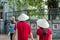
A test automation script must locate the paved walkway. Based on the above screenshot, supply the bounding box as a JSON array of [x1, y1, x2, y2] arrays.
[[0, 35, 36, 40], [0, 35, 60, 40], [0, 35, 10, 40]]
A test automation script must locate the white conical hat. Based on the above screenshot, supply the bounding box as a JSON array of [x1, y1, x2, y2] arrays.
[[18, 13, 29, 21], [37, 19, 49, 28]]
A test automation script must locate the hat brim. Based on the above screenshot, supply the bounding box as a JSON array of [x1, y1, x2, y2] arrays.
[[37, 19, 49, 28], [18, 13, 29, 21]]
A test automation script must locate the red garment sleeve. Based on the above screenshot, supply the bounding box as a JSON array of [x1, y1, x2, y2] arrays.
[[28, 24, 31, 34], [14, 23, 17, 30], [49, 28, 52, 34], [50, 29, 52, 34], [36, 29, 40, 35]]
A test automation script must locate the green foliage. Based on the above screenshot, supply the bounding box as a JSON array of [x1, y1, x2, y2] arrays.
[[28, 9, 45, 19], [8, 0, 46, 19], [8, 0, 44, 10], [24, 0, 43, 9], [8, 0, 14, 10], [24, 0, 45, 19], [16, 0, 22, 10], [8, 0, 22, 11]]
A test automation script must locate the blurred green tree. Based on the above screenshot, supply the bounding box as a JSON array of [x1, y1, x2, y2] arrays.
[[8, 0, 47, 19]]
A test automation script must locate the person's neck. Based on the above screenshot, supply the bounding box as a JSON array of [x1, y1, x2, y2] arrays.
[[13, 20, 16, 23]]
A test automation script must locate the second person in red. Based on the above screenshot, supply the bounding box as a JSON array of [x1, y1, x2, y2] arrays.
[[36, 19, 52, 40]]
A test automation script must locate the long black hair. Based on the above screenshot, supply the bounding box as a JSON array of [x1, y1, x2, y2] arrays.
[[42, 28, 48, 35]]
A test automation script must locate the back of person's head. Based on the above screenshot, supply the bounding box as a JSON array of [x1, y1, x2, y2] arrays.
[[42, 28, 48, 35], [18, 13, 29, 21], [11, 16, 15, 21], [10, 16, 16, 24], [37, 19, 49, 35]]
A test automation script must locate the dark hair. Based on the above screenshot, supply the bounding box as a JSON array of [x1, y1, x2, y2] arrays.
[[11, 20, 15, 24], [43, 28, 48, 35]]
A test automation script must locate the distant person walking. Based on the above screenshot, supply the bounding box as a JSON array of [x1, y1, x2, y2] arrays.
[[36, 19, 52, 40], [14, 13, 34, 40], [9, 16, 16, 40]]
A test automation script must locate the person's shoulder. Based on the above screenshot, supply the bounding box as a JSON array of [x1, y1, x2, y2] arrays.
[[48, 28, 52, 30], [37, 28, 40, 31], [48, 28, 52, 32], [23, 21, 30, 26], [37, 28, 41, 31], [9, 24, 13, 28], [26, 22, 30, 26], [15, 21, 20, 24], [23, 21, 29, 24], [10, 24, 12, 26], [10, 24, 15, 26]]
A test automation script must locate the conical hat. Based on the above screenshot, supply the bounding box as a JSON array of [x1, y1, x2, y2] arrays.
[[37, 19, 49, 28], [18, 13, 29, 21]]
